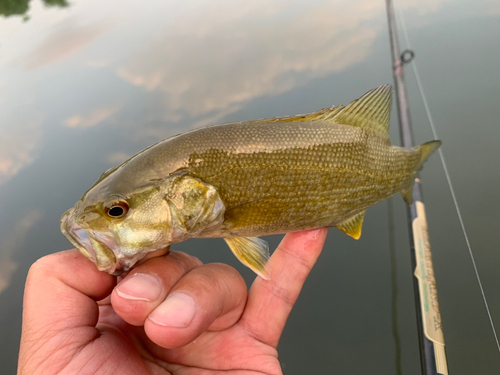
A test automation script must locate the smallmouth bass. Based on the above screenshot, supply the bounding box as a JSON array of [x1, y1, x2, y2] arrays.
[[61, 85, 441, 277]]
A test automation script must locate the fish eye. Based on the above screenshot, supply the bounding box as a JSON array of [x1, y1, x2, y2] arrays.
[[104, 197, 129, 219]]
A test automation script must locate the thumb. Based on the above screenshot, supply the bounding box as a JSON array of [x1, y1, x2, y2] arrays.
[[18, 249, 115, 373]]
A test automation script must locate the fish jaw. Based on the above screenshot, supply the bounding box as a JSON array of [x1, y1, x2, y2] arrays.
[[61, 208, 96, 261], [60, 208, 151, 275]]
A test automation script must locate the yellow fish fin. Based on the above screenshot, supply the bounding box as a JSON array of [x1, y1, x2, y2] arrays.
[[257, 105, 343, 123], [401, 183, 414, 206], [413, 140, 442, 171], [224, 237, 270, 279], [332, 85, 393, 139], [336, 210, 366, 240], [401, 140, 441, 206]]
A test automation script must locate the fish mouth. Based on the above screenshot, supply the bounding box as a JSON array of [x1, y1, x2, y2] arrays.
[[61, 208, 95, 259], [60, 208, 132, 275]]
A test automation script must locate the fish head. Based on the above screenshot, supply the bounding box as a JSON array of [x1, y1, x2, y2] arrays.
[[60, 172, 178, 275], [61, 169, 224, 275]]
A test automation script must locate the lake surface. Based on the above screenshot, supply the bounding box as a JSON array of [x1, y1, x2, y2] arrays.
[[1, 0, 500, 373]]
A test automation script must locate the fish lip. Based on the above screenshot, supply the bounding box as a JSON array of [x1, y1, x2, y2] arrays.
[[61, 210, 118, 272], [61, 208, 96, 260]]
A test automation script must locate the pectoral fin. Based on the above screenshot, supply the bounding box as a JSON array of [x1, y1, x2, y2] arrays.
[[336, 210, 366, 240], [224, 237, 270, 279]]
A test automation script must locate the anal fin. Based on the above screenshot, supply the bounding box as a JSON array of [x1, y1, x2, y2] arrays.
[[224, 237, 270, 279], [401, 182, 414, 206], [336, 210, 366, 240]]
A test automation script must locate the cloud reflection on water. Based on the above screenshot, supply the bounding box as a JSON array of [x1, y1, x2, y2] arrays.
[[117, 0, 379, 122], [0, 210, 42, 294], [64, 103, 122, 128], [116, 0, 449, 132], [24, 18, 112, 70], [0, 114, 42, 187]]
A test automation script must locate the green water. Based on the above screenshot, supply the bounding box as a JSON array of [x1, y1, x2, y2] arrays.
[[1, 0, 499, 373]]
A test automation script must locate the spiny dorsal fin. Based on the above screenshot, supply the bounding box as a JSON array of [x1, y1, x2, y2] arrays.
[[336, 210, 366, 240], [257, 105, 343, 123], [224, 237, 270, 279], [332, 85, 393, 138]]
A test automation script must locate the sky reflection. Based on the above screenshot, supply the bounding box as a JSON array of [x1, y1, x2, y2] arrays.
[[3, 0, 498, 373], [64, 103, 122, 128], [116, 0, 448, 125], [1, 0, 451, 155], [0, 210, 42, 294], [0, 110, 42, 187]]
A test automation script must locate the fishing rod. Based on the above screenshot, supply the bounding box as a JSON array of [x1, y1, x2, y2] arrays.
[[385, 1, 449, 374]]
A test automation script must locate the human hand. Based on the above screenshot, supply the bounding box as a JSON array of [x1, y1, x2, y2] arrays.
[[18, 228, 328, 375]]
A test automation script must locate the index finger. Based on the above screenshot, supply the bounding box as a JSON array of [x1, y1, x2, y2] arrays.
[[239, 228, 328, 347]]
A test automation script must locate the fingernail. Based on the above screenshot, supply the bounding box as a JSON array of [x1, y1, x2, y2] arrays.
[[116, 273, 161, 302], [149, 293, 197, 328]]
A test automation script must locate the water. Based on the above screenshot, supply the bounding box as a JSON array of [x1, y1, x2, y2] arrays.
[[1, 0, 499, 373]]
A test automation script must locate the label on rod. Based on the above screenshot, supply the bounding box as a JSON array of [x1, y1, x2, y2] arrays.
[[413, 201, 448, 375]]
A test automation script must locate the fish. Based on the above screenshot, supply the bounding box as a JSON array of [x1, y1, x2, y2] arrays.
[[61, 85, 441, 277]]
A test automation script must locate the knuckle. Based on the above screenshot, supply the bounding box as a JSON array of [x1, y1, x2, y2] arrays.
[[279, 243, 312, 271], [260, 280, 296, 308], [27, 255, 57, 280], [190, 263, 246, 302]]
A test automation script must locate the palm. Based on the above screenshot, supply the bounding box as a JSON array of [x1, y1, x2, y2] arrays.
[[97, 304, 280, 374]]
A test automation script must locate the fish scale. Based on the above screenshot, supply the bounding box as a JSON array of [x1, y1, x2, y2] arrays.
[[61, 85, 441, 277], [174, 123, 413, 237]]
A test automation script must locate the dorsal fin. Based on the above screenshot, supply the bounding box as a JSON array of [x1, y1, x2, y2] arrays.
[[257, 105, 343, 123], [332, 85, 393, 138]]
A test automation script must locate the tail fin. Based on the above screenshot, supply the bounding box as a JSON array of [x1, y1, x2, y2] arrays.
[[401, 140, 442, 205], [414, 140, 442, 171]]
